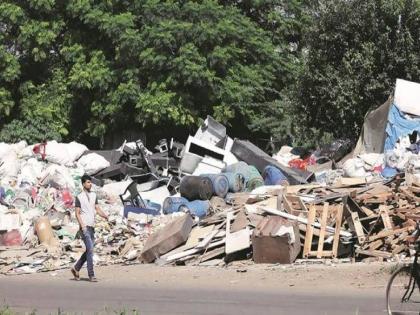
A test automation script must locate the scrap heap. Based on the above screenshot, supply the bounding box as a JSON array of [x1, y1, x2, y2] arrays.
[[2, 79, 420, 273]]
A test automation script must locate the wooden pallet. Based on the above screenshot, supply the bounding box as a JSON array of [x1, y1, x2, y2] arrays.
[[303, 202, 343, 258]]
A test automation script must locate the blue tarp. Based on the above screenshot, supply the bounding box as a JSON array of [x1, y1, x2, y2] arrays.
[[384, 103, 420, 151]]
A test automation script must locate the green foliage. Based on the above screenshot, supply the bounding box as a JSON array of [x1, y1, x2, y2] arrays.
[[292, 0, 420, 144], [20, 69, 72, 136], [1, 0, 302, 144], [0, 117, 62, 143], [4, 0, 419, 149]]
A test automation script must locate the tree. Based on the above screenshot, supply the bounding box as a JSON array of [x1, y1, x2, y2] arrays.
[[293, 0, 420, 144], [0, 0, 295, 146]]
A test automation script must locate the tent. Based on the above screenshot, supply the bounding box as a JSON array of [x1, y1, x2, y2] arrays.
[[354, 79, 420, 155]]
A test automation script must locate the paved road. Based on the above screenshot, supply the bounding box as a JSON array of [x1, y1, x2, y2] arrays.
[[0, 276, 387, 315]]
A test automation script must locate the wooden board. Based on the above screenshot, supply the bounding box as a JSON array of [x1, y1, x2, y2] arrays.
[[231, 210, 249, 233], [379, 206, 393, 231], [332, 204, 343, 258], [185, 225, 215, 249], [368, 226, 414, 242], [360, 206, 375, 217], [225, 212, 250, 255], [356, 249, 392, 259], [303, 204, 316, 258], [304, 202, 342, 259], [333, 177, 368, 187], [366, 239, 384, 251], [350, 211, 366, 244], [316, 203, 329, 258]]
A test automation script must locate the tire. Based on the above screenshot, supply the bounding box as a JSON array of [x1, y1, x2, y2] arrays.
[[386, 265, 420, 315]]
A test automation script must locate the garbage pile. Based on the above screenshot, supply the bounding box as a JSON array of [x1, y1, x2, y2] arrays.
[[1, 108, 420, 274]]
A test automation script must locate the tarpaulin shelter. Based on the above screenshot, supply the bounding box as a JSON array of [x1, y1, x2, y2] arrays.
[[354, 79, 420, 155]]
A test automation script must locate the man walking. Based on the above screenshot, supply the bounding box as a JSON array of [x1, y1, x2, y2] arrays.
[[71, 175, 108, 282]]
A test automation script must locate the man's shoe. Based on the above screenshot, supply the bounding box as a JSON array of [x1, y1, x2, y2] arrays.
[[71, 268, 80, 281], [89, 277, 98, 282]]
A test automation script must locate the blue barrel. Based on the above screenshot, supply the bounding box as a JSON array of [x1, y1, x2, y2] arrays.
[[162, 196, 189, 214], [200, 174, 229, 198], [263, 165, 289, 186], [224, 162, 263, 191], [180, 200, 210, 218], [246, 166, 264, 191], [381, 167, 398, 178], [223, 172, 245, 192], [224, 161, 249, 177]]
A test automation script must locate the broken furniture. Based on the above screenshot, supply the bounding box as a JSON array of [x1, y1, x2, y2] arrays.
[[252, 216, 301, 264], [141, 214, 194, 263], [120, 181, 160, 217]]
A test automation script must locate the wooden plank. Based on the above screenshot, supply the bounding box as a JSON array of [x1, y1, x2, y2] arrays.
[[231, 210, 248, 233], [225, 212, 250, 255], [185, 225, 215, 249], [392, 244, 407, 255], [379, 206, 393, 230], [286, 184, 322, 195], [299, 223, 322, 237], [196, 229, 220, 250], [303, 204, 316, 258], [356, 249, 392, 259], [199, 246, 225, 263], [332, 204, 343, 258], [316, 203, 329, 258], [388, 232, 408, 247], [367, 239, 384, 251], [259, 206, 353, 238], [297, 197, 309, 213], [360, 206, 375, 217], [283, 195, 298, 215], [368, 226, 413, 242], [350, 212, 366, 244], [165, 239, 225, 262], [333, 177, 368, 187]]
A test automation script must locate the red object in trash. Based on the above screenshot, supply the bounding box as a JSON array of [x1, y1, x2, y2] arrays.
[[61, 189, 73, 208], [33, 141, 47, 160], [373, 165, 383, 173], [288, 158, 308, 170], [0, 229, 22, 246], [289, 155, 318, 171]]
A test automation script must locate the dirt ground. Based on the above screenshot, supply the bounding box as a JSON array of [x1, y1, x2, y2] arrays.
[[2, 260, 394, 292], [0, 261, 397, 314]]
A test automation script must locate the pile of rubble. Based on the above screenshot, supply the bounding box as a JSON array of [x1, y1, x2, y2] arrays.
[[1, 112, 420, 275]]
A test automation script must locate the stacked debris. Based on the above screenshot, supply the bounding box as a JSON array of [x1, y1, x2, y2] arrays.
[[3, 77, 420, 273], [137, 178, 419, 267]]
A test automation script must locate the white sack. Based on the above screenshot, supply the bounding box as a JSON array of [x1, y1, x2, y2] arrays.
[[67, 142, 88, 162], [77, 153, 110, 175], [343, 158, 368, 177], [39, 164, 75, 190], [19, 158, 44, 185], [0, 151, 20, 179]]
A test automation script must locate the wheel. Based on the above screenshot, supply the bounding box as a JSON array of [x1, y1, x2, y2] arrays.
[[386, 265, 420, 314]]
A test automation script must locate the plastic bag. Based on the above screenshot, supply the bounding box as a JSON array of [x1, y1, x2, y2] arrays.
[[0, 151, 20, 179], [39, 165, 76, 190], [67, 142, 88, 162], [77, 153, 110, 175], [18, 158, 44, 185], [343, 158, 368, 177]]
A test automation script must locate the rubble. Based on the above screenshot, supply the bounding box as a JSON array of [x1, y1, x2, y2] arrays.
[[1, 79, 420, 274]]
